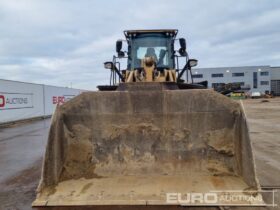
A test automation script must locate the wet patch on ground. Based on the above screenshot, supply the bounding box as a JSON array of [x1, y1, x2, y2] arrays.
[[0, 159, 42, 210]]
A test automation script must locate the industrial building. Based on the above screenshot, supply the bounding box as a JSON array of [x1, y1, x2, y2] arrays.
[[186, 65, 280, 95], [271, 66, 280, 96]]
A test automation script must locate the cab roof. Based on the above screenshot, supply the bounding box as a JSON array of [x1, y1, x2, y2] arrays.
[[124, 29, 178, 39]]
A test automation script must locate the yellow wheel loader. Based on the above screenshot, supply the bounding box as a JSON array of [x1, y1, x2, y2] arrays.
[[33, 30, 263, 207]]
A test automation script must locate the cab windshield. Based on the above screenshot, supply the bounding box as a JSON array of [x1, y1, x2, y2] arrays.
[[128, 34, 174, 70]]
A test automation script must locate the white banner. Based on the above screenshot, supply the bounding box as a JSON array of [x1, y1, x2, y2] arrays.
[[0, 92, 34, 110], [43, 85, 82, 116], [0, 79, 84, 124]]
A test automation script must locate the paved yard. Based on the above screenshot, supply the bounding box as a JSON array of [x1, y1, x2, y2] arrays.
[[0, 98, 279, 210]]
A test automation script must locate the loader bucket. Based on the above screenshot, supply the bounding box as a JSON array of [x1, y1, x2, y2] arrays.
[[33, 83, 263, 207]]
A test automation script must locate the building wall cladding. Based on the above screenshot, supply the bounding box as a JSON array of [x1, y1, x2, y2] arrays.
[[271, 67, 280, 96], [0, 79, 85, 124], [271, 67, 280, 80], [186, 66, 272, 94]]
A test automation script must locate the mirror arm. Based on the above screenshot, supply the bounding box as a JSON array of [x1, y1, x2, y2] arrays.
[[189, 68, 193, 83], [177, 52, 189, 81], [114, 69, 124, 82], [109, 56, 125, 82], [177, 63, 189, 81], [112, 64, 124, 82]]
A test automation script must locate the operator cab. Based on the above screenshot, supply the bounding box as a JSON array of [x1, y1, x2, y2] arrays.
[[124, 30, 177, 71], [102, 29, 205, 88]]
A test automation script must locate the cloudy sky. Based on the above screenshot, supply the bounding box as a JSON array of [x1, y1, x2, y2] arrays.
[[0, 0, 280, 90]]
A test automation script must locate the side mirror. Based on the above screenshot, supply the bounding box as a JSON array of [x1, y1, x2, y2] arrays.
[[116, 40, 125, 57], [179, 38, 187, 56], [116, 40, 122, 53], [187, 59, 198, 68], [104, 61, 113, 70]]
